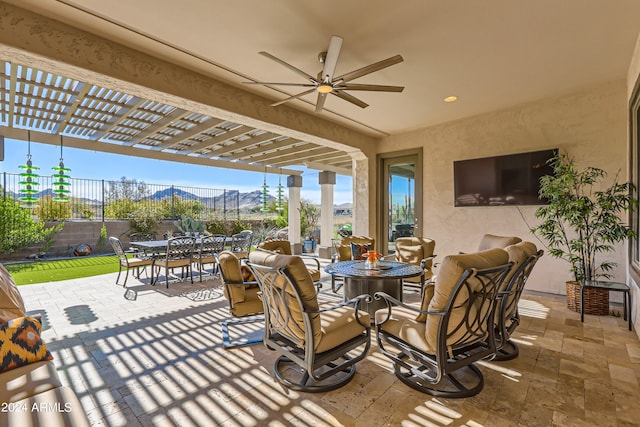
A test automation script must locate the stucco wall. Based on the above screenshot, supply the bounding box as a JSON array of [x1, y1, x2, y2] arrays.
[[627, 33, 640, 334], [378, 79, 628, 295]]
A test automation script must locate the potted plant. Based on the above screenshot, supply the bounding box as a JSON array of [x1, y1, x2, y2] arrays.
[[299, 201, 320, 253], [531, 153, 637, 314]]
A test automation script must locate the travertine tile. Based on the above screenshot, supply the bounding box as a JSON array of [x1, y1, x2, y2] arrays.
[[15, 273, 640, 427]]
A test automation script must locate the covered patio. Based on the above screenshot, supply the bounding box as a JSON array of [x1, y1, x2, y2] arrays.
[[17, 269, 640, 426], [2, 2, 640, 425]]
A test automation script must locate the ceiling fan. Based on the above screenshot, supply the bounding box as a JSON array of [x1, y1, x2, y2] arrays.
[[244, 35, 404, 113]]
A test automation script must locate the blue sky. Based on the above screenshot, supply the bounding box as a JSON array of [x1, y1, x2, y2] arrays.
[[0, 138, 353, 204]]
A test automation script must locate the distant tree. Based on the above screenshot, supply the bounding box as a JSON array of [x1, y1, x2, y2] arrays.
[[0, 194, 63, 254], [107, 177, 149, 202]]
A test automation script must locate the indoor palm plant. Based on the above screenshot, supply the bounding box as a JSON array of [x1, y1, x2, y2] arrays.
[[531, 153, 637, 313]]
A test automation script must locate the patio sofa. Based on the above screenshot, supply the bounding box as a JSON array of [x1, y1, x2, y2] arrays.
[[0, 263, 89, 427]]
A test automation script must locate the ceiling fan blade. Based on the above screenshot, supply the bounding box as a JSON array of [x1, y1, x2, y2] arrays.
[[315, 92, 328, 113], [271, 88, 317, 107], [335, 54, 404, 83], [338, 83, 405, 92], [332, 90, 369, 109], [243, 81, 317, 87], [259, 51, 315, 81], [321, 35, 343, 82]]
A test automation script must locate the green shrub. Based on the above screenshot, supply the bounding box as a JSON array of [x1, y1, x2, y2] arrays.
[[0, 195, 63, 254], [129, 205, 161, 233], [34, 195, 72, 221], [105, 198, 136, 219]]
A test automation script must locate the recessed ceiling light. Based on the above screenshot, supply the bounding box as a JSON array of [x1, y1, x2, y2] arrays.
[[444, 96, 458, 103]]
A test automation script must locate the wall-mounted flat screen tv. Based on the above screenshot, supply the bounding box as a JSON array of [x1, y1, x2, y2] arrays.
[[453, 148, 557, 207]]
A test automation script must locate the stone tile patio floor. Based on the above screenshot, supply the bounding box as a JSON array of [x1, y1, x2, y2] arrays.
[[16, 263, 640, 427]]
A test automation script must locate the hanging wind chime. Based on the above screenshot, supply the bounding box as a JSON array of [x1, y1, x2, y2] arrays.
[[18, 130, 39, 208], [52, 135, 71, 202], [260, 170, 269, 212], [276, 171, 284, 212]]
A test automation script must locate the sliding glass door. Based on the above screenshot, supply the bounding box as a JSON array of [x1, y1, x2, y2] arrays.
[[379, 150, 422, 254]]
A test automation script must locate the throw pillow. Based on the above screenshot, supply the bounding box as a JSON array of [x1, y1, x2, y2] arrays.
[[350, 242, 372, 260], [240, 265, 258, 288], [0, 315, 53, 373]]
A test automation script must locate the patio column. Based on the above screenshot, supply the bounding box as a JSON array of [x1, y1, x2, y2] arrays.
[[352, 157, 369, 237], [318, 171, 336, 259], [287, 175, 302, 254]]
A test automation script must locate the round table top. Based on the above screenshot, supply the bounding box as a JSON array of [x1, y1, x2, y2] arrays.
[[325, 260, 423, 279]]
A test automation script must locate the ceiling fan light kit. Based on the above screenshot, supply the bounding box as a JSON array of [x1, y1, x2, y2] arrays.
[[244, 35, 404, 112]]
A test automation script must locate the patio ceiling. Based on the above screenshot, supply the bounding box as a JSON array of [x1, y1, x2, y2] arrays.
[[0, 60, 353, 176]]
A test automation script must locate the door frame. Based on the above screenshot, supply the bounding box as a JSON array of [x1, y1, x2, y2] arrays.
[[377, 148, 423, 254]]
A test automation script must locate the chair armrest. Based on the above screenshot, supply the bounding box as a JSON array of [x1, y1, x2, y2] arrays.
[[419, 254, 437, 268], [299, 255, 321, 269], [373, 291, 446, 325]]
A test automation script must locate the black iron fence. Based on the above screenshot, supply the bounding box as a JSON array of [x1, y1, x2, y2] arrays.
[[1, 172, 240, 222]]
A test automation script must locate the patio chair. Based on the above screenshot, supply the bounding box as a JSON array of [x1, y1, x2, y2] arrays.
[[384, 236, 436, 295], [216, 250, 264, 349], [152, 236, 196, 288], [248, 249, 371, 392], [109, 236, 154, 287], [257, 239, 322, 287], [230, 230, 253, 259], [375, 248, 512, 398], [331, 235, 375, 293], [192, 234, 226, 281], [494, 242, 543, 360], [477, 234, 522, 251]]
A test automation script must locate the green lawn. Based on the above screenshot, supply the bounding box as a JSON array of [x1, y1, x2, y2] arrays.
[[5, 256, 121, 285]]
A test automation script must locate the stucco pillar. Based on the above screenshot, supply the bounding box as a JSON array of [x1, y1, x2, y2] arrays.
[[318, 171, 336, 259], [352, 157, 369, 237], [287, 175, 302, 254]]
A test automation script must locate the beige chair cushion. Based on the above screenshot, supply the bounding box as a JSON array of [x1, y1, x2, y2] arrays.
[[218, 251, 246, 303], [0, 263, 26, 323], [0, 361, 61, 403], [230, 287, 263, 317], [257, 239, 292, 255], [316, 305, 370, 353], [504, 242, 538, 288], [376, 306, 429, 353], [395, 237, 436, 284], [336, 236, 375, 261], [497, 242, 539, 321], [418, 248, 509, 353], [477, 234, 522, 251], [249, 249, 322, 347]]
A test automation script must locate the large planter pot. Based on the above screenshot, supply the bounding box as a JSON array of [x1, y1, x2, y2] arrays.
[[565, 281, 609, 315], [303, 239, 316, 254]]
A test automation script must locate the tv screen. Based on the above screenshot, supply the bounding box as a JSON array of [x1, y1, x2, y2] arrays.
[[453, 149, 557, 206]]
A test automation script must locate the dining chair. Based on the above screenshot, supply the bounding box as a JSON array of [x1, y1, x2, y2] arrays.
[[192, 234, 226, 281], [230, 231, 253, 259], [109, 236, 154, 287], [152, 236, 196, 288], [129, 232, 159, 257]]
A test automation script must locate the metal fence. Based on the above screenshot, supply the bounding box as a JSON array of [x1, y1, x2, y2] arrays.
[[1, 172, 240, 221]]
